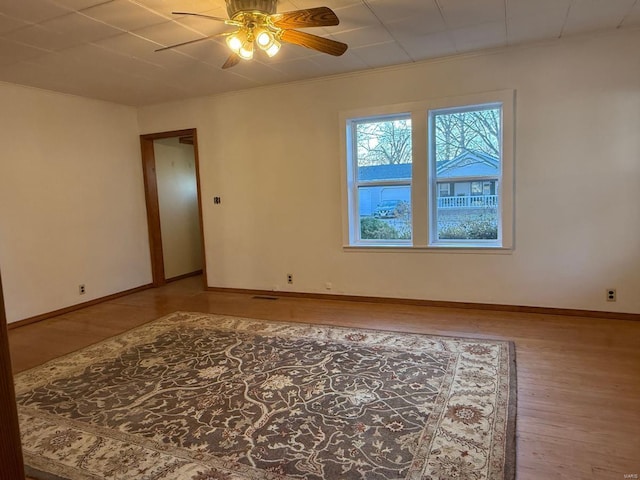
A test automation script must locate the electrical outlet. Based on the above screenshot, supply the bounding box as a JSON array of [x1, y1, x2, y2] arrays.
[[79, 284, 86, 295], [606, 288, 616, 302], [287, 274, 293, 284], [325, 282, 332, 291]]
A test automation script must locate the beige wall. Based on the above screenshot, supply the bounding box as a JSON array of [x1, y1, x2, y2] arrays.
[[0, 83, 151, 323], [138, 29, 640, 314], [154, 138, 203, 279], [0, 29, 637, 322]]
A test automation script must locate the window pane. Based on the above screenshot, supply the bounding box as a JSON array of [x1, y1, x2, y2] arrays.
[[358, 186, 412, 240], [432, 107, 501, 241], [356, 117, 412, 181]]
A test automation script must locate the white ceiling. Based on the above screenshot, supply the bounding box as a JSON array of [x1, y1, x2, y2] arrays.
[[0, 0, 638, 106]]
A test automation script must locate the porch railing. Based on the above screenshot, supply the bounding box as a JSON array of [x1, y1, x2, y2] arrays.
[[437, 195, 498, 209]]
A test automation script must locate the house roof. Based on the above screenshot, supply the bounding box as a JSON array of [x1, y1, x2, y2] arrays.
[[436, 151, 499, 178], [357, 151, 499, 181], [358, 163, 412, 181]]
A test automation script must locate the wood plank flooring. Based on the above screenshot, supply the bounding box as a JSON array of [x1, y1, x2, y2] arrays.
[[8, 276, 640, 480]]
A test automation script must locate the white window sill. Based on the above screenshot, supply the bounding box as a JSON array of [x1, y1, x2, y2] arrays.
[[343, 245, 513, 254]]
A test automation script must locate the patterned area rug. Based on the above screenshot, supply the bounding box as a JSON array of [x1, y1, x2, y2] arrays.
[[15, 312, 516, 480]]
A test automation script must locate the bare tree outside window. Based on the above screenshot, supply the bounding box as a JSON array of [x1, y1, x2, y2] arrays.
[[356, 119, 412, 166], [434, 108, 500, 162]]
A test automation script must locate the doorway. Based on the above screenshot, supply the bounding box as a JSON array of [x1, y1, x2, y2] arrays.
[[140, 129, 206, 287]]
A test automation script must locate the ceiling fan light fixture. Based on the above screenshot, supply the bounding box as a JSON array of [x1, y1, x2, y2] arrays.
[[238, 41, 254, 60], [254, 27, 281, 57], [265, 39, 281, 57], [256, 29, 272, 47], [226, 33, 243, 53]]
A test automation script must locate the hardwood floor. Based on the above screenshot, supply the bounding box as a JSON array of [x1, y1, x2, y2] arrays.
[[9, 276, 640, 480]]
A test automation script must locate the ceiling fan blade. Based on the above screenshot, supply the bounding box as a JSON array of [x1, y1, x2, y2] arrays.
[[222, 53, 241, 69], [271, 6, 339, 28], [155, 32, 227, 52], [280, 29, 347, 56], [172, 11, 229, 22]]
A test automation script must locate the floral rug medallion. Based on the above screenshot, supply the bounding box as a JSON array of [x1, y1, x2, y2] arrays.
[[15, 312, 516, 479]]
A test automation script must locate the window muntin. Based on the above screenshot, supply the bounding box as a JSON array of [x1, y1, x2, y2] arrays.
[[349, 115, 412, 243], [430, 104, 502, 245]]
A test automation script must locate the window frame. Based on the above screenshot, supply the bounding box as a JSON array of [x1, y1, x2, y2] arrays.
[[340, 90, 514, 252], [345, 111, 414, 246], [428, 101, 505, 248]]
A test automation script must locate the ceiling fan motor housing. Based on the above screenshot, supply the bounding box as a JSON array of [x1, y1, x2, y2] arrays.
[[226, 0, 278, 18]]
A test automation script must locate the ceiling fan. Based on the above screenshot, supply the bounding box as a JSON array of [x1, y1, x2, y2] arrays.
[[156, 0, 348, 69]]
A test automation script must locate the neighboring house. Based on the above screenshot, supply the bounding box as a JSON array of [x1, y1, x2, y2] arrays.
[[357, 164, 411, 217], [357, 151, 499, 216], [436, 151, 499, 208]]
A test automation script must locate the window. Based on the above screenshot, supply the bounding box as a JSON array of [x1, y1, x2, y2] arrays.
[[471, 182, 484, 195], [438, 183, 451, 197], [347, 115, 412, 244], [430, 104, 502, 245], [342, 91, 514, 250]]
